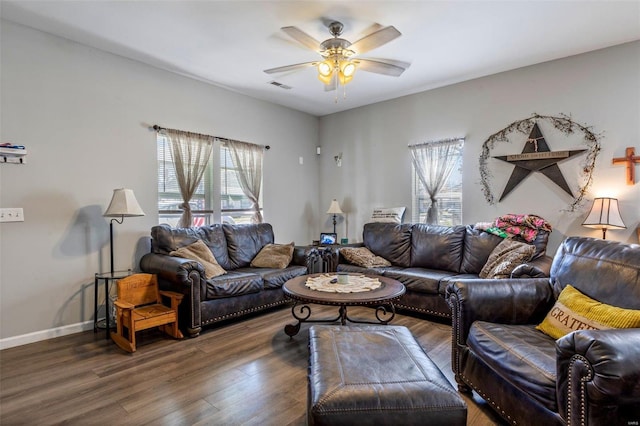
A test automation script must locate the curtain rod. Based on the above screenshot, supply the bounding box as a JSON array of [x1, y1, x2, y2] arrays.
[[408, 137, 465, 148], [151, 125, 270, 150]]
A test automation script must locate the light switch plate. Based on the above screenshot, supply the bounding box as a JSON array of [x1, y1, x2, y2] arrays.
[[0, 208, 24, 222]]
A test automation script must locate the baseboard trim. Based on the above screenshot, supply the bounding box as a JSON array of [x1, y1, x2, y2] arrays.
[[0, 321, 94, 350]]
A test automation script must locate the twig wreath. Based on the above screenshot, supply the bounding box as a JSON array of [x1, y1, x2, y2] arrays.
[[479, 113, 601, 212]]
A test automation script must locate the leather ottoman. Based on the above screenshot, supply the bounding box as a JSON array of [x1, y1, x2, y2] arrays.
[[308, 325, 467, 425]]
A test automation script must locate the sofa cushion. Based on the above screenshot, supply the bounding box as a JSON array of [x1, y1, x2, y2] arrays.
[[467, 321, 557, 411], [410, 224, 465, 272], [223, 223, 275, 269], [151, 224, 232, 270], [536, 284, 640, 339], [460, 226, 502, 274], [384, 268, 457, 295], [169, 240, 226, 279], [237, 265, 308, 289], [250, 242, 294, 269], [479, 238, 535, 279], [340, 247, 392, 268], [363, 223, 413, 267], [204, 271, 263, 299], [337, 263, 389, 275]]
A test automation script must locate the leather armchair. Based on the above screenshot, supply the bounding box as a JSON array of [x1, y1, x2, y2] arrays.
[[446, 237, 640, 425]]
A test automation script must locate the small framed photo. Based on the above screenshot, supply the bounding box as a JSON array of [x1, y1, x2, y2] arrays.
[[320, 232, 337, 245]]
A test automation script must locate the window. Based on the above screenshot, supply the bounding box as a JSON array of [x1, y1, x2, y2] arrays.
[[157, 135, 260, 227], [410, 139, 464, 225]]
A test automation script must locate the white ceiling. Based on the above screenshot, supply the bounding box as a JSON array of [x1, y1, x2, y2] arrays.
[[2, 1, 639, 117]]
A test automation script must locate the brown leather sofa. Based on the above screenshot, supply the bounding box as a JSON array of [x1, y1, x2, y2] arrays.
[[446, 236, 640, 425], [140, 223, 317, 337], [335, 222, 552, 319]]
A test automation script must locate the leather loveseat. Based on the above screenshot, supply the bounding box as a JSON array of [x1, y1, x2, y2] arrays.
[[336, 222, 552, 319], [446, 236, 640, 425], [140, 223, 316, 337]]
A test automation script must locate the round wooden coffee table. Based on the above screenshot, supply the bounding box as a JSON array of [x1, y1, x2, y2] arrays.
[[282, 273, 405, 337]]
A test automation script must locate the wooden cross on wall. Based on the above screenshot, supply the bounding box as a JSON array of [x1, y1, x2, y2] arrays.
[[612, 147, 640, 185]]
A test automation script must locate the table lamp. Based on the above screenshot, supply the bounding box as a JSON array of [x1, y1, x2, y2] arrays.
[[104, 188, 145, 273], [326, 199, 343, 234], [582, 197, 626, 239]]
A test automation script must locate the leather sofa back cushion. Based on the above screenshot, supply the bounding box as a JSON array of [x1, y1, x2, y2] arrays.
[[151, 224, 231, 270], [363, 223, 412, 267], [223, 223, 275, 269], [410, 224, 465, 272], [550, 237, 640, 310], [460, 226, 502, 274]]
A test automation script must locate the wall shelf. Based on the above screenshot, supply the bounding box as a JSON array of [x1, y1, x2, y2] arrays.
[[0, 147, 27, 164]]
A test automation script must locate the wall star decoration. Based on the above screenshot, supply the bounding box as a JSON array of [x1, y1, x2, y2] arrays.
[[493, 123, 586, 201], [480, 113, 601, 212]]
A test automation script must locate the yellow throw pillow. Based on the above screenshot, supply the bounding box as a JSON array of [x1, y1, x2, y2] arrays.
[[536, 284, 640, 339], [170, 240, 226, 279], [251, 242, 295, 269], [340, 247, 392, 268]]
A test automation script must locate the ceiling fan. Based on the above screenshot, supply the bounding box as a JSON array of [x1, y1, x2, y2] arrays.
[[264, 21, 409, 92]]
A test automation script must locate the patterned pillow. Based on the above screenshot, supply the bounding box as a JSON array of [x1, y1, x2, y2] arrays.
[[170, 240, 226, 279], [250, 242, 295, 269], [536, 285, 640, 339], [479, 238, 535, 279], [340, 247, 391, 268]]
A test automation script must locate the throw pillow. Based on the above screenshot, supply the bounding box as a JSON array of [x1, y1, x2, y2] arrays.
[[340, 247, 392, 268], [536, 284, 640, 339], [170, 239, 226, 279], [250, 242, 295, 269], [370, 207, 406, 224], [479, 238, 535, 279]]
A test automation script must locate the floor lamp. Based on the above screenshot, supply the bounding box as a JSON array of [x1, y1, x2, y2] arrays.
[[582, 197, 626, 239], [103, 188, 145, 274]]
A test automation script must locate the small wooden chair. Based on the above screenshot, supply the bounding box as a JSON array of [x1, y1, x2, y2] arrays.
[[111, 273, 184, 353]]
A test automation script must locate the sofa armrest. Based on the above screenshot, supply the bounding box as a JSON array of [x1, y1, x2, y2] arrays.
[[140, 252, 205, 285], [292, 246, 320, 271], [446, 278, 554, 346], [446, 278, 555, 390], [556, 328, 640, 426], [140, 252, 206, 336], [511, 255, 553, 278]]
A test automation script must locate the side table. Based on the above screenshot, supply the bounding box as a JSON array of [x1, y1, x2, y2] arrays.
[[94, 270, 132, 339]]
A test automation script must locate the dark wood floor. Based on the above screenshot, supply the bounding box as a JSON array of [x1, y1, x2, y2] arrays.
[[0, 305, 505, 425]]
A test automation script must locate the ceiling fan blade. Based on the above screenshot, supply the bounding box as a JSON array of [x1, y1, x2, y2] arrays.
[[281, 26, 321, 51], [350, 26, 401, 55], [264, 62, 316, 74], [356, 58, 407, 76]]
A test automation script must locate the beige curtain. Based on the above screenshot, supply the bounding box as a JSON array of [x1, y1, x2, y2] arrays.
[[225, 140, 264, 224], [409, 139, 463, 224], [166, 129, 213, 228]]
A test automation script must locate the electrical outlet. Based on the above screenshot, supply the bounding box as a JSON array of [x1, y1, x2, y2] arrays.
[[0, 208, 24, 223]]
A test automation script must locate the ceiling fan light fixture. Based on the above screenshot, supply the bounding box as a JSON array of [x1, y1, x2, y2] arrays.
[[340, 60, 356, 77], [318, 60, 333, 77]]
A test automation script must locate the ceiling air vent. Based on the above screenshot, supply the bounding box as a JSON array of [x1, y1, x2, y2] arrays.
[[268, 81, 292, 90]]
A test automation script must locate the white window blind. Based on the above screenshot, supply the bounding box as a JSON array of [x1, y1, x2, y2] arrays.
[[410, 139, 464, 225], [157, 135, 260, 227]]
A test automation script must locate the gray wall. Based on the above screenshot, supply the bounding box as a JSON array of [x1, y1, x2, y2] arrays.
[[0, 21, 320, 344], [319, 41, 640, 253]]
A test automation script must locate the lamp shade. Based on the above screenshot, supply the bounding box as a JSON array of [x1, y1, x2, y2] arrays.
[[104, 188, 145, 217], [582, 197, 625, 238], [326, 199, 343, 215]]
